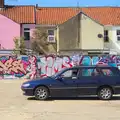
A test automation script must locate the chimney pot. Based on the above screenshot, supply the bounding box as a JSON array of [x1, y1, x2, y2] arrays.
[[36, 4, 38, 8]]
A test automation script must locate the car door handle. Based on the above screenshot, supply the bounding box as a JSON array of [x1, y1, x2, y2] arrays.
[[72, 77, 77, 79]]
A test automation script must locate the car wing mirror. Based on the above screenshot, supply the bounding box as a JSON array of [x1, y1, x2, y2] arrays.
[[56, 75, 64, 81]]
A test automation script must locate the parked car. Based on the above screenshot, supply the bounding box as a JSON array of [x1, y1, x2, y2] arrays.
[[21, 66, 120, 100]]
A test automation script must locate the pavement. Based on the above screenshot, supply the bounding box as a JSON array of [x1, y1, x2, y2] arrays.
[[0, 80, 120, 120]]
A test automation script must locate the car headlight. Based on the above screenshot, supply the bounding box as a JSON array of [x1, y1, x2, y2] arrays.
[[22, 83, 30, 87]]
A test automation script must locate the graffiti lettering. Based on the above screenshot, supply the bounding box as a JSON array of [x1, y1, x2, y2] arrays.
[[37, 55, 120, 78], [0, 58, 26, 74], [0, 55, 120, 80]]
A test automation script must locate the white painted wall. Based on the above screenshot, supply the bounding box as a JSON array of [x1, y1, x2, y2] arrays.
[[104, 26, 120, 54], [112, 26, 120, 44]]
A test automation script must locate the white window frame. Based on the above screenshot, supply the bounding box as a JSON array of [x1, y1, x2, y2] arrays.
[[116, 30, 120, 41], [47, 29, 55, 43], [24, 28, 30, 40]]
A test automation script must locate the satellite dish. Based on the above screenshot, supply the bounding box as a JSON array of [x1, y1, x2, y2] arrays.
[[98, 34, 103, 38]]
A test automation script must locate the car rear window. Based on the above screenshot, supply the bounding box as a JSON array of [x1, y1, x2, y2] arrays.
[[100, 68, 119, 76]]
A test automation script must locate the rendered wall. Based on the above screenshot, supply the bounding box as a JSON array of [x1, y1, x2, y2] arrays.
[[0, 14, 20, 49]]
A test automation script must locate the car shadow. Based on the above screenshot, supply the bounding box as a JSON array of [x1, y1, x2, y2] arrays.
[[27, 96, 120, 101]]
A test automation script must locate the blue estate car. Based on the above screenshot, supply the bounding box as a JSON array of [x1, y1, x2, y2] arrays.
[[21, 66, 120, 100]]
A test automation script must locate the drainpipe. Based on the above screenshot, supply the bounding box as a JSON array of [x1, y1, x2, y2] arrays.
[[35, 4, 38, 24], [77, 13, 80, 46], [77, 3, 81, 49]]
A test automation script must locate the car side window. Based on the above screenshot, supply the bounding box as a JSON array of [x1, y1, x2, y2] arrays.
[[81, 68, 101, 77], [61, 69, 79, 79], [100, 68, 117, 76]]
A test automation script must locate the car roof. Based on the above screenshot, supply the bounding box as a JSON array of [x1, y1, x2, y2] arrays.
[[67, 65, 118, 69]]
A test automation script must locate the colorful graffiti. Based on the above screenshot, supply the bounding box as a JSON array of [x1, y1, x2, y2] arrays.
[[0, 55, 120, 79], [0, 56, 37, 79], [37, 55, 120, 77]]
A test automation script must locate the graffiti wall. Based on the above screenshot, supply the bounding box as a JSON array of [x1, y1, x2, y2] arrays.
[[0, 56, 37, 79], [37, 55, 120, 77], [0, 55, 120, 79]]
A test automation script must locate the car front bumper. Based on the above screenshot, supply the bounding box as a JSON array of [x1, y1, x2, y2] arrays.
[[21, 87, 34, 96]]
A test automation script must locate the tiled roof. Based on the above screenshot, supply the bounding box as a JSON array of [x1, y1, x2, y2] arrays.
[[0, 6, 35, 23], [36, 7, 120, 25], [1, 6, 120, 25], [36, 7, 78, 25], [81, 7, 120, 25]]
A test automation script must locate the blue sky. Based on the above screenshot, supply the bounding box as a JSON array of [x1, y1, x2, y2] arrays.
[[6, 0, 120, 7]]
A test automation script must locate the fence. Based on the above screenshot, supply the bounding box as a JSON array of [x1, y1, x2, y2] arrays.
[[0, 54, 119, 80]]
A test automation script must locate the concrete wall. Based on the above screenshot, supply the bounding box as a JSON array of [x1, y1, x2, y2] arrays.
[[58, 13, 104, 55], [81, 14, 104, 50], [0, 55, 119, 80], [0, 14, 20, 49], [58, 14, 80, 52]]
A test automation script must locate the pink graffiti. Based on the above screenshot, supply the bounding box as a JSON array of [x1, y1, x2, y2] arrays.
[[29, 56, 37, 79], [0, 57, 26, 74]]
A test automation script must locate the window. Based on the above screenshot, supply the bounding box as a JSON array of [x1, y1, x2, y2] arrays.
[[104, 30, 109, 42], [101, 69, 114, 76], [24, 28, 30, 40], [48, 30, 55, 43], [117, 30, 120, 41], [61, 69, 79, 79], [81, 68, 101, 77]]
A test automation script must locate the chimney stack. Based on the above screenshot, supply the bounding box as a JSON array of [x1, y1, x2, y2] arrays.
[[36, 4, 38, 8], [0, 0, 4, 8]]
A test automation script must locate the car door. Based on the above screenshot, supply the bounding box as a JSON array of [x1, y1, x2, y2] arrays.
[[51, 68, 79, 97], [100, 67, 120, 92], [76, 67, 101, 96]]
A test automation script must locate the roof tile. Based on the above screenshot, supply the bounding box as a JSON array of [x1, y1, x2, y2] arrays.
[[36, 7, 120, 25], [36, 7, 78, 25], [0, 6, 35, 23], [1, 6, 120, 25]]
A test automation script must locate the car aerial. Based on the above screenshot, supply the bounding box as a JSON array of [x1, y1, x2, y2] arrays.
[[21, 65, 120, 100]]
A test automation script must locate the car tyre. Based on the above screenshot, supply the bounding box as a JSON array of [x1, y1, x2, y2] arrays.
[[98, 87, 113, 100], [34, 86, 49, 100]]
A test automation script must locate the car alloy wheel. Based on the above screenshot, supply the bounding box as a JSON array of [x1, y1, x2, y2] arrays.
[[34, 86, 49, 100], [98, 87, 113, 100]]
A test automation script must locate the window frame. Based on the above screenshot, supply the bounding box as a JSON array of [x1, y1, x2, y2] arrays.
[[47, 29, 55, 43], [100, 68, 119, 77], [117, 30, 120, 41], [104, 30, 109, 42], [60, 68, 79, 79], [24, 28, 30, 41]]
